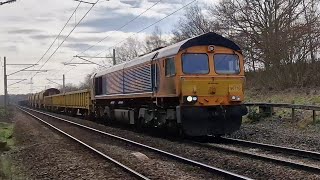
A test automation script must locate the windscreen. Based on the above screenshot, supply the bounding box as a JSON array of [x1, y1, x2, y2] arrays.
[[214, 54, 240, 74], [182, 54, 209, 74]]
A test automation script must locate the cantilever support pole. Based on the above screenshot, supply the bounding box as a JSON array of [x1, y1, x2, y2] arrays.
[[63, 74, 65, 94], [3, 57, 7, 111], [112, 49, 116, 65]]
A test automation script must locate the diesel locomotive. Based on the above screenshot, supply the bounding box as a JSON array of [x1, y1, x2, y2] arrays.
[[27, 32, 247, 136]]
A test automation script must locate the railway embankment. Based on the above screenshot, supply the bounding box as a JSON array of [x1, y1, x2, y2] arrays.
[[246, 88, 320, 107], [229, 115, 320, 152], [233, 88, 320, 152]]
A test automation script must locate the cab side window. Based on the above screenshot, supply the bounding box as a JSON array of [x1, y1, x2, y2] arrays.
[[165, 57, 175, 77]]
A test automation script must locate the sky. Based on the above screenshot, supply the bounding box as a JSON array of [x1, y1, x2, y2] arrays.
[[0, 0, 215, 95]]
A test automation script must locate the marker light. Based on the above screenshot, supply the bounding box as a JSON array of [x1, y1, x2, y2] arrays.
[[187, 96, 193, 102], [192, 96, 198, 101], [208, 45, 214, 52]]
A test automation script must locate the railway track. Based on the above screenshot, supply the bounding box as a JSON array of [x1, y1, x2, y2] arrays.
[[220, 137, 320, 160], [17, 106, 149, 180], [17, 106, 251, 180], [195, 138, 320, 174]]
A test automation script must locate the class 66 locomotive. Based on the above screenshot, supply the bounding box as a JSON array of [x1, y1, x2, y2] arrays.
[[92, 32, 248, 137]]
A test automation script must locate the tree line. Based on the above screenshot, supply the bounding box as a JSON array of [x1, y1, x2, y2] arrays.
[[108, 0, 320, 89]]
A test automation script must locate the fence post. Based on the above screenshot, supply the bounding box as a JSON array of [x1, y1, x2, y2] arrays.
[[313, 110, 316, 123], [291, 100, 295, 120], [311, 102, 316, 123]]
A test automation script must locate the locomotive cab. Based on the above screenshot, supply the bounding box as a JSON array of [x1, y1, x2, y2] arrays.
[[179, 46, 244, 105]]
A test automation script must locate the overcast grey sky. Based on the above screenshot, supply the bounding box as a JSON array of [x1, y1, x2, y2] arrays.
[[0, 0, 215, 95]]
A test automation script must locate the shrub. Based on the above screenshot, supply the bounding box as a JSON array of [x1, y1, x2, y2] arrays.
[[247, 108, 263, 123]]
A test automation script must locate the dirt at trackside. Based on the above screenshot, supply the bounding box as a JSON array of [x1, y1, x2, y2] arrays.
[[230, 117, 320, 152]]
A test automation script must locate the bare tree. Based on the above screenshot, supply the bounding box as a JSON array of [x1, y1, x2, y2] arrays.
[[114, 37, 144, 64], [56, 73, 93, 92], [210, 0, 320, 88], [59, 83, 80, 93], [172, 4, 222, 42], [145, 26, 168, 52], [170, 0, 320, 88], [302, 0, 320, 63], [78, 74, 92, 89]]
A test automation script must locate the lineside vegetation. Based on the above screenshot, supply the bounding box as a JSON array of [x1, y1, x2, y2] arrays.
[[106, 1, 320, 90]]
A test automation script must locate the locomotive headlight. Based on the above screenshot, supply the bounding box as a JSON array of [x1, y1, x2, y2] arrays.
[[230, 95, 241, 101], [187, 96, 193, 102], [184, 96, 198, 103]]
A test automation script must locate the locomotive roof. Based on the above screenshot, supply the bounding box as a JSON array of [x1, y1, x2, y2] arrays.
[[95, 32, 241, 77]]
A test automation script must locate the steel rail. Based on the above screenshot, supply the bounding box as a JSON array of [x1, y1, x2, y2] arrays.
[[17, 106, 149, 180], [194, 141, 320, 174], [221, 137, 320, 160], [18, 106, 251, 180]]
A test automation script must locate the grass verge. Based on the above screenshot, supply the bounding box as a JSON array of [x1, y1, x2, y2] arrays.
[[0, 122, 14, 151]]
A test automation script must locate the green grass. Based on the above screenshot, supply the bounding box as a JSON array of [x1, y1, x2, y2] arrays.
[[245, 88, 320, 126], [0, 122, 14, 150], [0, 108, 10, 118], [0, 156, 13, 179], [0, 121, 15, 179], [245, 89, 320, 105]]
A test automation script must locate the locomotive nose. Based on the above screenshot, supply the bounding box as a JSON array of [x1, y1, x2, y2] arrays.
[[181, 77, 244, 106]]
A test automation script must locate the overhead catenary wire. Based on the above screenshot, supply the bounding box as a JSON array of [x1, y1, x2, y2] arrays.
[[0, 0, 16, 6], [57, 0, 162, 77], [31, 0, 100, 79], [32, 2, 81, 68], [22, 1, 81, 89], [75, 0, 162, 57], [8, 79, 27, 87], [41, 0, 197, 91], [92, 0, 197, 58], [62, 0, 196, 76], [21, 1, 81, 88]]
